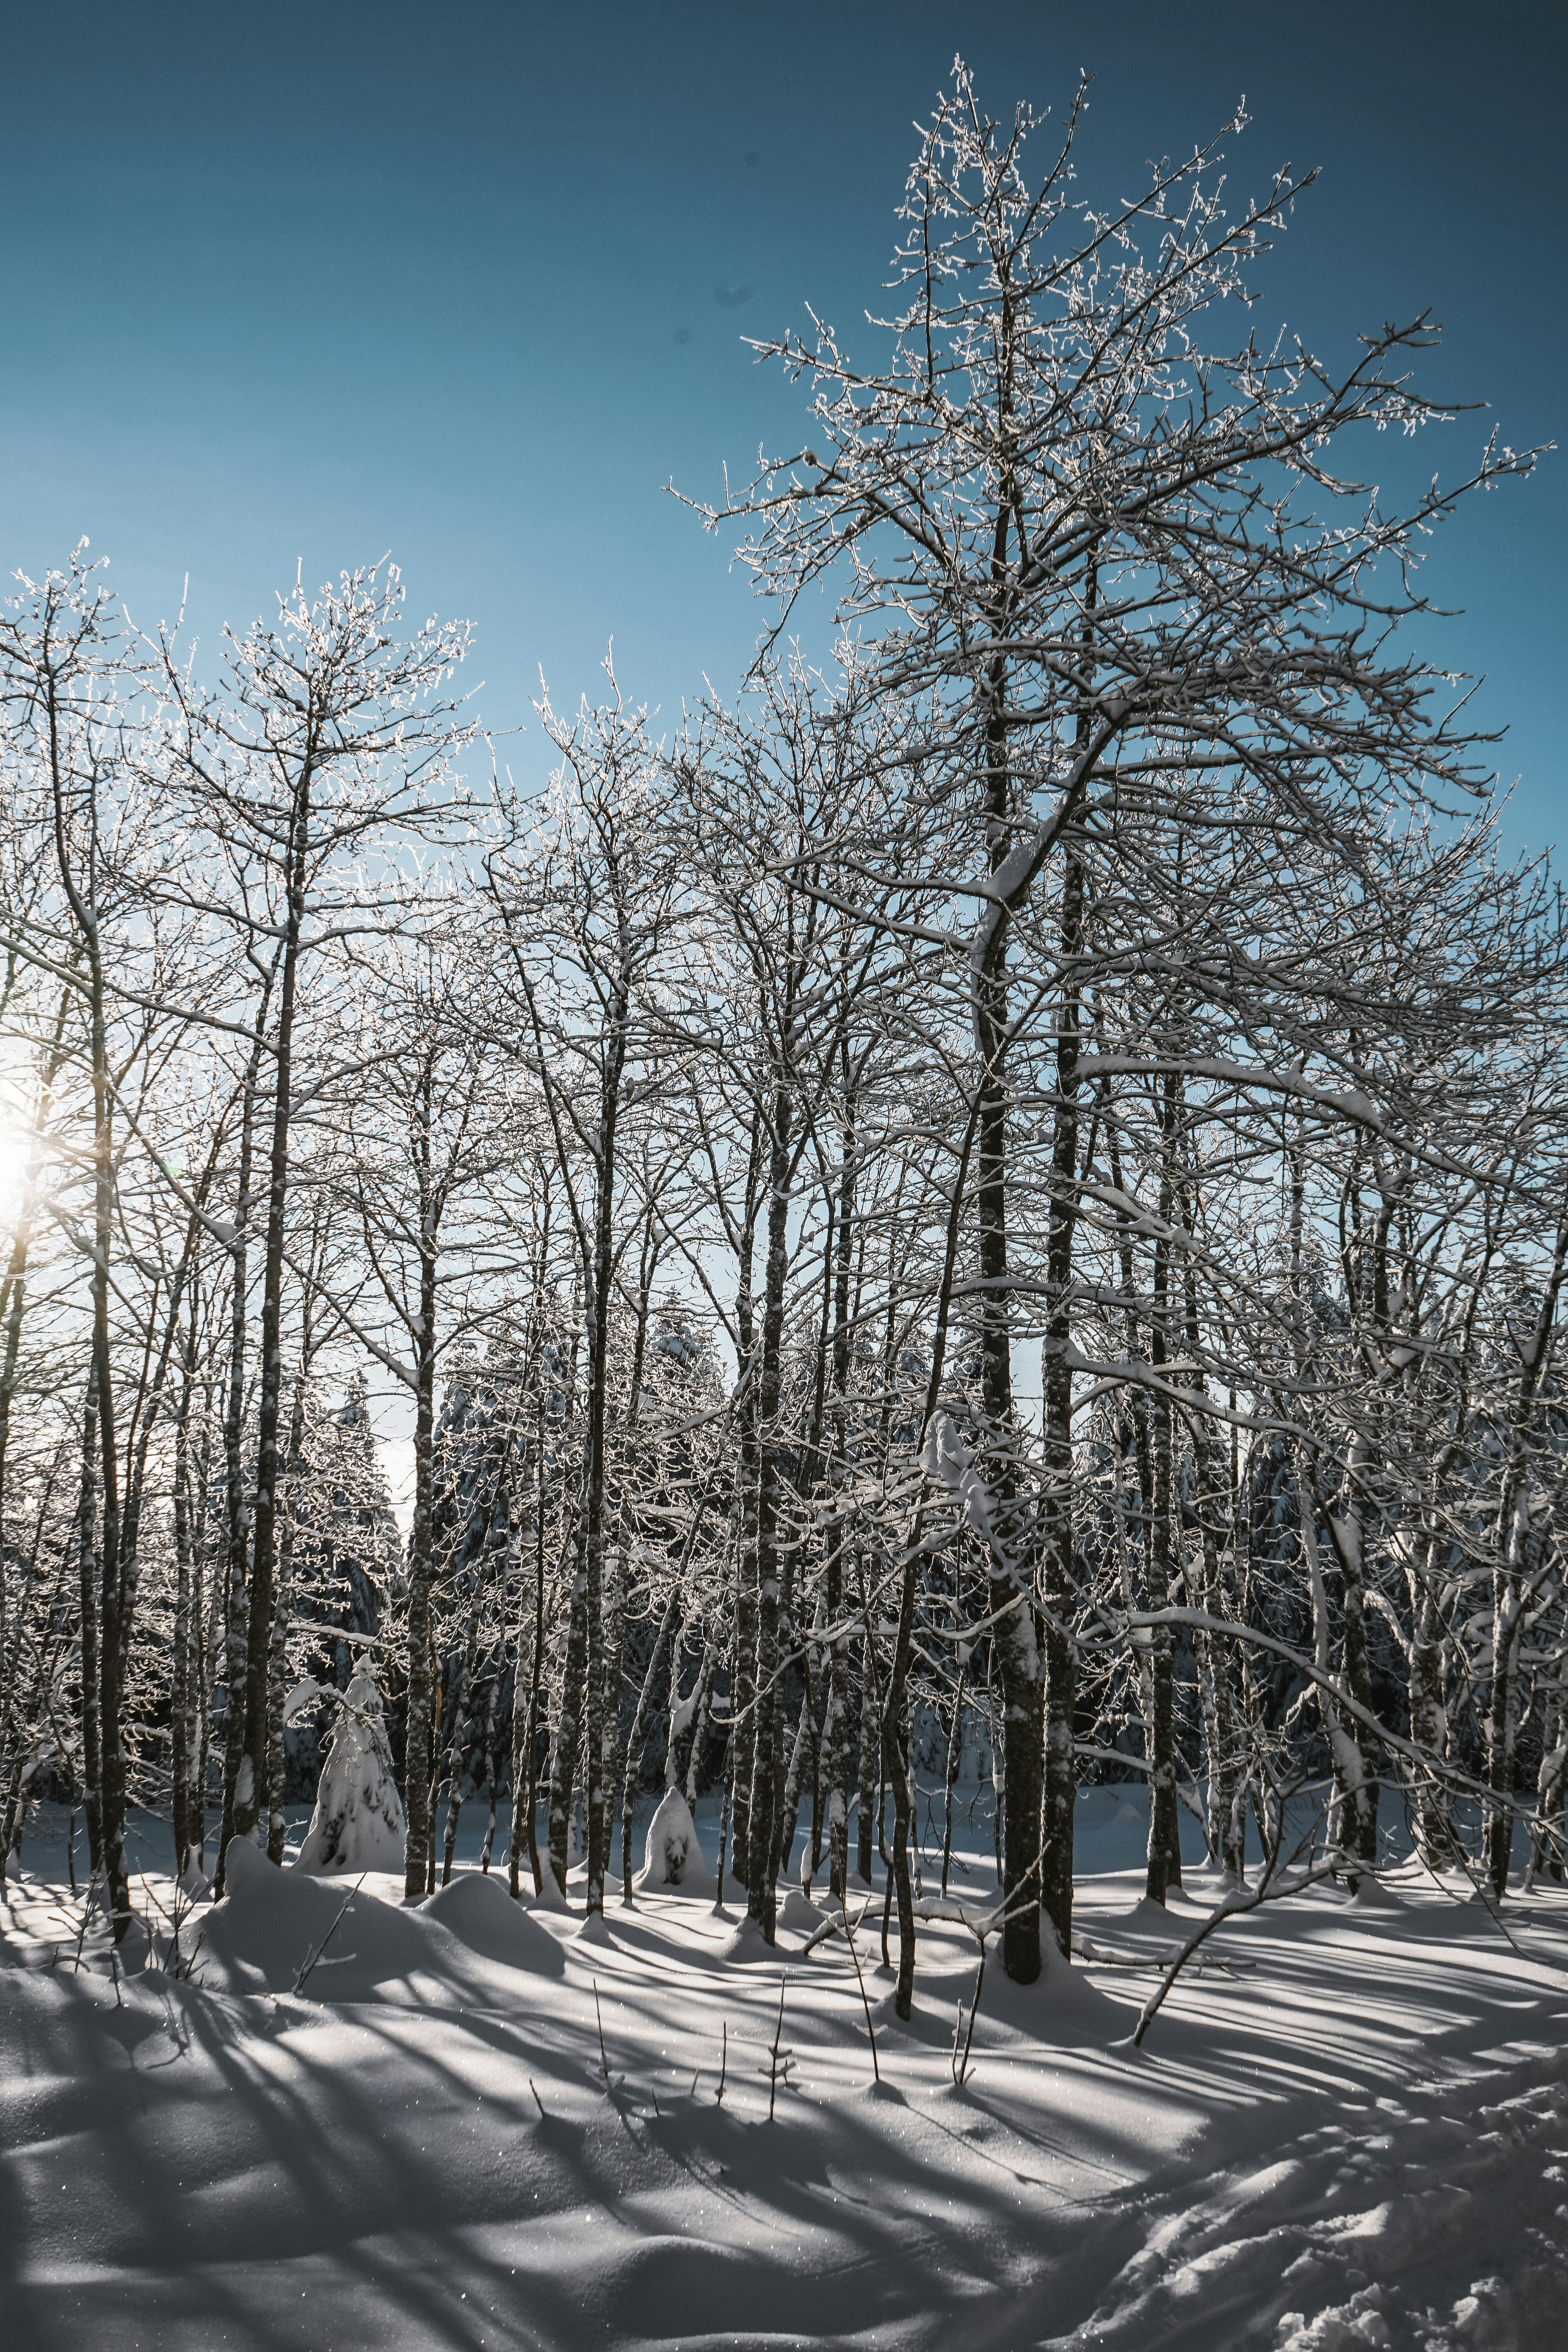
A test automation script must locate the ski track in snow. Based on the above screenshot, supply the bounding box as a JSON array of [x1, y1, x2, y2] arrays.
[[3, 1794, 1567, 2352]]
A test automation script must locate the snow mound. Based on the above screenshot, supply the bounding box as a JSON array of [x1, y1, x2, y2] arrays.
[[1117, 1895, 1191, 1947], [203, 1837, 461, 2000], [718, 1915, 779, 1964], [295, 1669, 406, 1875], [1347, 1876, 1410, 1912], [777, 1886, 828, 1934], [983, 1929, 1127, 2045], [6, 1803, 1568, 2352], [422, 1871, 564, 1977], [637, 1789, 715, 1895]]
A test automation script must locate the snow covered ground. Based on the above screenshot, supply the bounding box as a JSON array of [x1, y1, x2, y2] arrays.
[[3, 1790, 1566, 2351]]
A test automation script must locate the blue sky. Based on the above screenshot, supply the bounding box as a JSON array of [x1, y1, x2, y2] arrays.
[[2, 2, 1561, 846]]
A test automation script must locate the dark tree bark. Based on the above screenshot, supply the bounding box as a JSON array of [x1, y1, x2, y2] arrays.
[[234, 768, 310, 1847]]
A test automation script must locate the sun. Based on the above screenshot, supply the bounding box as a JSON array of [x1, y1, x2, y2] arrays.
[[0, 1114, 38, 1224]]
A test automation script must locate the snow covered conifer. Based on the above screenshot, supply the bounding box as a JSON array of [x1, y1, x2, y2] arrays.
[[639, 1786, 714, 1895], [296, 1664, 407, 1875]]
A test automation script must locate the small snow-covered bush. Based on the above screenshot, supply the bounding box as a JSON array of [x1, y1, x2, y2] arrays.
[[638, 1788, 714, 1895], [296, 1668, 406, 1875]]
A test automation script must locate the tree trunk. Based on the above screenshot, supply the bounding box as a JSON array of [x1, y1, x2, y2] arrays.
[[1408, 1551, 1455, 1864], [1039, 834, 1085, 1956], [855, 1607, 879, 1886], [512, 1267, 551, 1900], [236, 787, 310, 1849], [171, 1311, 198, 1876], [0, 1017, 65, 1775], [777, 1600, 821, 1888], [264, 1350, 309, 1867], [546, 1540, 588, 1900], [883, 1529, 920, 2015], [510, 1385, 547, 1898], [1144, 1079, 1182, 1904], [683, 1642, 717, 1809], [1328, 1444, 1380, 1877], [729, 1120, 763, 1893], [213, 1011, 260, 1890], [76, 1365, 103, 1878], [621, 1590, 680, 1901], [579, 977, 630, 1922], [747, 1075, 793, 1941], [479, 1675, 501, 1871], [402, 1252, 440, 1900], [441, 1570, 484, 1885], [973, 628, 1044, 1986], [67, 901, 129, 1935]]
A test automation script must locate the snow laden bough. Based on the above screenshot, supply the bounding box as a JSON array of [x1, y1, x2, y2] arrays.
[[290, 1666, 407, 1876]]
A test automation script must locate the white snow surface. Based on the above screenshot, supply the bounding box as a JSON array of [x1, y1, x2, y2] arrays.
[[3, 1789, 1567, 2350]]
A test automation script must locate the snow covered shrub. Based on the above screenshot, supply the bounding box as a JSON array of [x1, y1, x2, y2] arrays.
[[639, 1787, 714, 1894], [295, 1667, 407, 1874]]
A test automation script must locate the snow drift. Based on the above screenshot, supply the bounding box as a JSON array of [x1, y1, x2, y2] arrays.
[[422, 1867, 564, 1975], [200, 1835, 562, 1997]]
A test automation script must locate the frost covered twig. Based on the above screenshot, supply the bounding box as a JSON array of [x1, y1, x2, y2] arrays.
[[951, 1938, 984, 2089], [764, 1971, 796, 2120], [138, 1870, 206, 1982], [591, 1977, 622, 2093], [1127, 1793, 1337, 2050], [292, 1875, 363, 1997], [803, 1897, 881, 2083]]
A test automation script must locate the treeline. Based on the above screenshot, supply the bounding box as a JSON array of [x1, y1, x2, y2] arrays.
[[0, 64, 1562, 2009]]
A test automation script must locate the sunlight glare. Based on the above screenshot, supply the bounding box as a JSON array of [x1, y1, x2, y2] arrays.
[[0, 1116, 36, 1224]]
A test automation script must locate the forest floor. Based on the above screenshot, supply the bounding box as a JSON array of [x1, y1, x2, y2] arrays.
[[2, 1790, 1566, 2351]]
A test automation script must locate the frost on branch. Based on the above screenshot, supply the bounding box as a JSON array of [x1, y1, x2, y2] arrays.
[[923, 1410, 996, 1540]]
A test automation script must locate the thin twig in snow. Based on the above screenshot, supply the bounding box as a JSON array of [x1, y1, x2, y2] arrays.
[[293, 1875, 364, 1996]]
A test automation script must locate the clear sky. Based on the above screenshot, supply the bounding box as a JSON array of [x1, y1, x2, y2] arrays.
[[2, 1, 1562, 846]]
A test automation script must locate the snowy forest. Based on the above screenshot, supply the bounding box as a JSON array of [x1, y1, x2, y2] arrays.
[[3, 60, 1567, 2352]]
